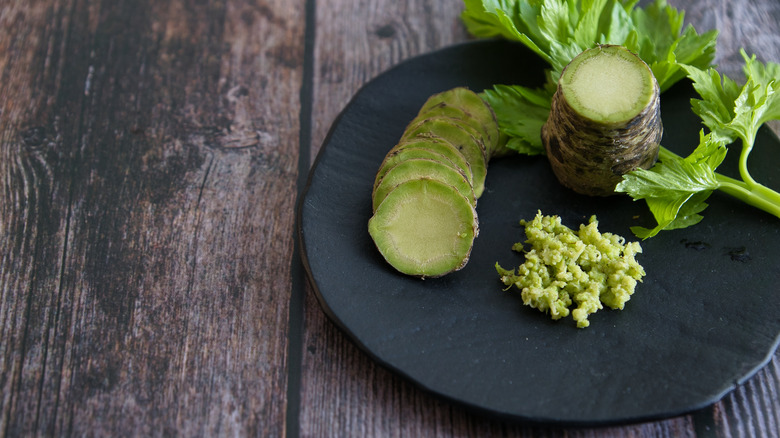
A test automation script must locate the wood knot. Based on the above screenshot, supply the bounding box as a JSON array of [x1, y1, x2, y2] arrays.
[[226, 84, 250, 102], [375, 24, 396, 39], [20, 126, 49, 150]]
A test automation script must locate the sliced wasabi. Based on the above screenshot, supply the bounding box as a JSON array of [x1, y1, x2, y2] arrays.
[[376, 140, 473, 190], [368, 178, 479, 278], [368, 86, 502, 278], [374, 147, 462, 189], [390, 138, 473, 185], [372, 158, 474, 212], [401, 116, 488, 198], [416, 87, 501, 155]]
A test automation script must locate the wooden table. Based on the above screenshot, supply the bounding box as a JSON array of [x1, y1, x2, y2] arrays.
[[2, 0, 779, 436]]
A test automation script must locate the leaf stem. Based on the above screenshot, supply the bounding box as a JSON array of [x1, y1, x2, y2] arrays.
[[659, 146, 780, 219], [657, 146, 678, 162], [739, 136, 759, 188], [715, 174, 780, 218]]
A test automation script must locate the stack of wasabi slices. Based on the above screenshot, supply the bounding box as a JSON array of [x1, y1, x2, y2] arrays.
[[368, 87, 505, 278]]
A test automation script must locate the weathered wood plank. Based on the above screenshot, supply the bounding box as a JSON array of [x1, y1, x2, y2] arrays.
[[301, 0, 780, 436], [308, 0, 472, 153], [1, 2, 92, 435], [0, 0, 304, 436]]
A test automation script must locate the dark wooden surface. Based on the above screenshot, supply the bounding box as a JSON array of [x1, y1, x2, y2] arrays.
[[1, 0, 779, 436]]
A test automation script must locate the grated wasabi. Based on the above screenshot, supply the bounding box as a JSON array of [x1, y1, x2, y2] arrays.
[[496, 211, 645, 328]]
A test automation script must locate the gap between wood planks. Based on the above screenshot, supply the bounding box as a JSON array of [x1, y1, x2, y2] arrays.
[[288, 0, 317, 437]]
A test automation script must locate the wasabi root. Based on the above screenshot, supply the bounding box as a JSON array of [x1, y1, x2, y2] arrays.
[[543, 45, 663, 197]]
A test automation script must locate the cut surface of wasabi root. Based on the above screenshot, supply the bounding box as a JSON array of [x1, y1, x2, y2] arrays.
[[368, 178, 478, 278], [543, 45, 663, 196], [559, 45, 656, 124]]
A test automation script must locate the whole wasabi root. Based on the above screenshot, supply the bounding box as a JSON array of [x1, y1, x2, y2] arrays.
[[496, 211, 645, 328], [542, 45, 663, 196]]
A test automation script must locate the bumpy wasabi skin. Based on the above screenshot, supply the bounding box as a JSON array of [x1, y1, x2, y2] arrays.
[[496, 211, 645, 328]]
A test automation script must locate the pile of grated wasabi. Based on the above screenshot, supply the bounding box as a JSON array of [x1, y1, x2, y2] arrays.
[[496, 211, 645, 328]]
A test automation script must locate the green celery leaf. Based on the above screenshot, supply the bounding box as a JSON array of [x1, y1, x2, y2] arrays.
[[630, 191, 710, 238], [516, 0, 548, 50], [546, 42, 589, 81], [622, 189, 710, 239], [538, 0, 575, 47], [615, 134, 724, 238], [461, 0, 519, 39], [683, 64, 742, 142], [628, 0, 680, 61], [732, 51, 780, 143], [686, 53, 780, 146], [673, 26, 718, 69], [598, 0, 636, 45], [616, 152, 720, 199], [629, 0, 717, 91], [461, 0, 552, 63], [684, 130, 729, 170], [571, 0, 607, 47], [481, 84, 552, 155]]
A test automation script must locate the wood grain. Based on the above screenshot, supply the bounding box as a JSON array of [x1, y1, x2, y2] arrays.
[[0, 0, 304, 436], [308, 0, 472, 153]]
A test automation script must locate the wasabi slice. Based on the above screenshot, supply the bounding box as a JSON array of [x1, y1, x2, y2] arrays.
[[373, 147, 464, 189], [416, 87, 502, 156], [368, 178, 479, 278], [401, 116, 488, 198], [372, 158, 475, 212], [377, 139, 474, 189]]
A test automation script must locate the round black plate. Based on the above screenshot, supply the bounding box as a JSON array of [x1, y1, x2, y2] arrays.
[[297, 40, 780, 426]]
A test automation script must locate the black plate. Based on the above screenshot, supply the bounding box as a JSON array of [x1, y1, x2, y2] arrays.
[[297, 40, 780, 426]]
